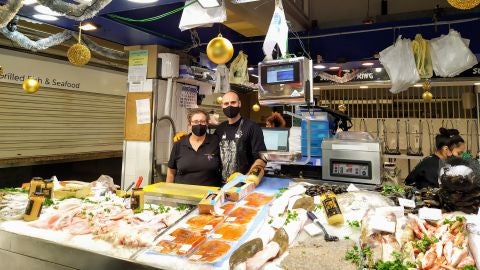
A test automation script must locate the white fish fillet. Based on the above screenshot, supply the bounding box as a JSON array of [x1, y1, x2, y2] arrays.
[[245, 242, 280, 270], [269, 185, 306, 218]]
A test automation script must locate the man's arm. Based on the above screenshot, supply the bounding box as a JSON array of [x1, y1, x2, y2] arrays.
[[249, 123, 267, 171], [166, 168, 176, 183]]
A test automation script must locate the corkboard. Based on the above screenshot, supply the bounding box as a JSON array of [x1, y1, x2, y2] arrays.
[[124, 92, 152, 141]]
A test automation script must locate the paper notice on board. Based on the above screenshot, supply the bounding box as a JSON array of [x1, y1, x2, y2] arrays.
[[136, 99, 151, 124], [128, 50, 148, 82]]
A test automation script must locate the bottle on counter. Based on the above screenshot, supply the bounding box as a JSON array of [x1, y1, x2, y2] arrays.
[[245, 165, 265, 186], [320, 191, 344, 225], [29, 177, 44, 197], [24, 192, 45, 222], [131, 188, 144, 213], [42, 178, 54, 199]]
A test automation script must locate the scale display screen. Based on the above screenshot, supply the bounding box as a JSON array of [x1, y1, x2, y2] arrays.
[[262, 128, 289, 151], [261, 63, 300, 85], [330, 159, 372, 179]]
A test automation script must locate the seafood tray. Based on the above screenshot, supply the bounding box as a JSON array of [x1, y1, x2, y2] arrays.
[[242, 192, 274, 208]]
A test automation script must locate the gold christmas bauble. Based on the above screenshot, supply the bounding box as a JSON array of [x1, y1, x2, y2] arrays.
[[252, 104, 260, 112], [422, 91, 433, 101], [206, 34, 234, 65], [0, 66, 3, 76], [22, 78, 40, 94], [67, 43, 91, 66], [216, 96, 223, 105], [447, 0, 480, 9], [338, 103, 347, 113]]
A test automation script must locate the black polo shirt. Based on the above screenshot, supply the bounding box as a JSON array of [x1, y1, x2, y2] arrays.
[[168, 134, 222, 187]]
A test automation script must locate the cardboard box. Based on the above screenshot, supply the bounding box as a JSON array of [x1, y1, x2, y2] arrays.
[[198, 191, 224, 215], [124, 45, 162, 79], [224, 181, 255, 202]]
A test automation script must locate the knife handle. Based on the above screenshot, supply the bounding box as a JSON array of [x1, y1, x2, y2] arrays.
[[307, 211, 317, 221]]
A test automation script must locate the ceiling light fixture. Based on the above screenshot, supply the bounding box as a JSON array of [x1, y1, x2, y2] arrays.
[[313, 64, 326, 69], [32, 14, 58, 21], [414, 83, 423, 87], [248, 67, 254, 71], [359, 85, 369, 89], [251, 74, 259, 78], [329, 66, 340, 70], [198, 0, 221, 8], [474, 82, 480, 85], [375, 67, 382, 73], [34, 5, 61, 16], [79, 22, 97, 31], [362, 62, 374, 66], [128, 0, 159, 3], [24, 0, 37, 5]]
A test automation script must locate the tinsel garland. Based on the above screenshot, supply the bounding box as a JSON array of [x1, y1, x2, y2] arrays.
[[0, 27, 73, 51], [0, 0, 23, 28], [315, 69, 362, 84], [0, 27, 127, 60], [72, 34, 127, 60], [36, 0, 112, 21]]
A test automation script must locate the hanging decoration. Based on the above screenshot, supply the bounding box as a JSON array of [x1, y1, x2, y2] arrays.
[[22, 77, 41, 94], [447, 0, 480, 9], [206, 34, 234, 65], [229, 51, 249, 85], [0, 0, 23, 28], [0, 28, 73, 51], [0, 65, 4, 76], [338, 104, 347, 113], [178, 0, 227, 31], [67, 27, 91, 66], [214, 64, 230, 93], [315, 69, 362, 84], [421, 80, 433, 101], [36, 0, 112, 21], [252, 104, 260, 112], [263, 0, 288, 60], [216, 96, 223, 104], [71, 33, 127, 60]]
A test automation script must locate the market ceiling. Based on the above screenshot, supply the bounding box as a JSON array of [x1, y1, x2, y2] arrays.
[[3, 0, 480, 66]]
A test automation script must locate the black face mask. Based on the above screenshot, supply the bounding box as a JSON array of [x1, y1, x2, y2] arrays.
[[223, 106, 241, 118], [191, 124, 207, 136]]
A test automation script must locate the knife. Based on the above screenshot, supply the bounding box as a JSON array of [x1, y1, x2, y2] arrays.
[[307, 211, 339, 242]]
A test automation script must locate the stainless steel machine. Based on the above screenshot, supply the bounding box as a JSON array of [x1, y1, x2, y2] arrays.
[[322, 131, 382, 185]]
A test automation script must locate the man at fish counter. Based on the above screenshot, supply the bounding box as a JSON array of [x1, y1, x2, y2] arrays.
[[214, 91, 267, 183]]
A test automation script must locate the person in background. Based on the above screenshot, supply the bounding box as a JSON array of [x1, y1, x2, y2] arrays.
[[448, 131, 467, 158], [166, 109, 222, 186], [405, 128, 454, 189], [215, 91, 267, 182], [266, 110, 286, 128]]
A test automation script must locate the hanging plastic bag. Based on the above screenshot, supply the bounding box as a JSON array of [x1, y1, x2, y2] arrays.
[[214, 64, 230, 93], [229, 51, 249, 85], [263, 0, 289, 59], [411, 34, 433, 79], [430, 29, 478, 77], [178, 0, 227, 31], [379, 36, 420, 94]]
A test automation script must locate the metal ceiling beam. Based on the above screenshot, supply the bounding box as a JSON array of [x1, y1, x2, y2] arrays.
[[97, 0, 187, 15]]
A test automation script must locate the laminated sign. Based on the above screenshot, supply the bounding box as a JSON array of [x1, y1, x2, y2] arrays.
[[263, 0, 288, 59]]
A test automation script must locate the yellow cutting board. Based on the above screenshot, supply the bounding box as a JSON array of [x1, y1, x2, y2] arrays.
[[143, 182, 219, 200]]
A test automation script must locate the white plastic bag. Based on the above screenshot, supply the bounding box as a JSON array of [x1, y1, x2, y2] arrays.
[[214, 64, 229, 93], [229, 51, 249, 84], [379, 36, 420, 94], [178, 0, 227, 31], [430, 29, 478, 77]]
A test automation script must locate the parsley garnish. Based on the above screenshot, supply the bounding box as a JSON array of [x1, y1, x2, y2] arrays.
[[175, 204, 189, 211], [347, 220, 360, 229], [274, 187, 288, 198], [43, 198, 54, 207]]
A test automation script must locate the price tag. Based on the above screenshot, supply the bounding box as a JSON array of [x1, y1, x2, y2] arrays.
[[304, 223, 322, 236], [179, 244, 192, 253], [398, 198, 416, 208], [313, 195, 321, 205], [190, 255, 202, 261], [210, 233, 222, 239], [226, 217, 236, 223], [376, 206, 404, 219], [346, 184, 360, 192], [370, 216, 396, 233], [163, 235, 176, 241], [203, 224, 213, 230], [418, 207, 442, 221]]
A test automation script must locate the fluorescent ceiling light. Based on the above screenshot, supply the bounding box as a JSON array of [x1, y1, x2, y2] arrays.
[[128, 0, 159, 3], [251, 74, 259, 78], [248, 67, 254, 71], [313, 64, 326, 69], [34, 5, 61, 16], [375, 67, 382, 73], [329, 66, 339, 70], [414, 83, 423, 87], [32, 14, 58, 21], [313, 87, 320, 90], [359, 85, 369, 89], [24, 0, 37, 5], [362, 62, 374, 66], [474, 82, 480, 85], [198, 0, 221, 8], [79, 22, 97, 31]]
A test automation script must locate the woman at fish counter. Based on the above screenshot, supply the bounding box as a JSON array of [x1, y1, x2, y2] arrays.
[[166, 109, 222, 187], [405, 128, 464, 188]]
